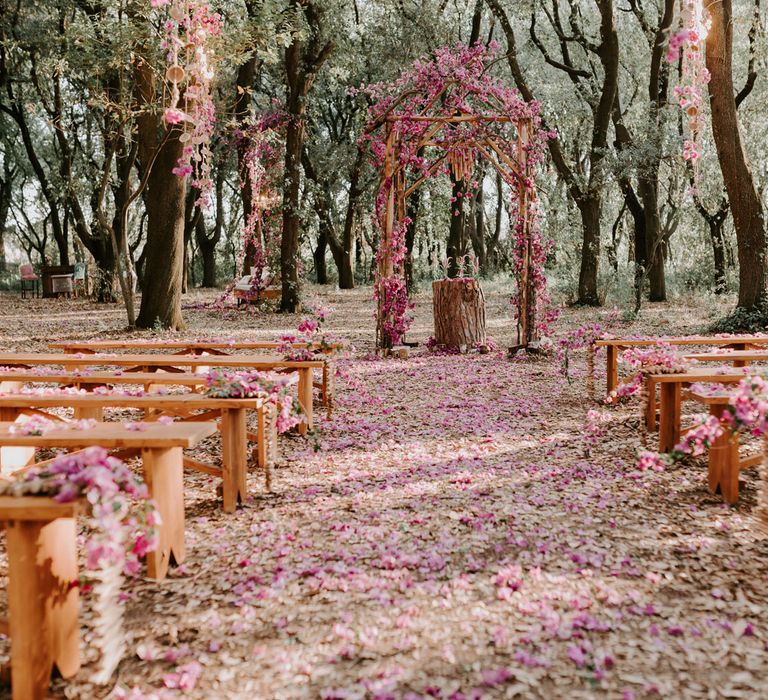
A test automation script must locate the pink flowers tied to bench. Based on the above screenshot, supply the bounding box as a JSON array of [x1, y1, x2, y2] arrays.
[[203, 369, 302, 433]]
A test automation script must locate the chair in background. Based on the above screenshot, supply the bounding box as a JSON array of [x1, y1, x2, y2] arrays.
[[73, 262, 86, 298], [19, 264, 39, 299]]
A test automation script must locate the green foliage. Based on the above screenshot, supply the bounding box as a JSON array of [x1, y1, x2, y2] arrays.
[[711, 305, 768, 334]]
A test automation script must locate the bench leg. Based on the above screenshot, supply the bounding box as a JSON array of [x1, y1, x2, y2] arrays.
[[220, 408, 247, 512], [6, 516, 80, 700], [297, 368, 313, 435], [645, 377, 657, 431], [658, 382, 681, 453], [142, 447, 185, 579], [708, 406, 741, 503], [606, 346, 618, 396], [73, 406, 103, 421]]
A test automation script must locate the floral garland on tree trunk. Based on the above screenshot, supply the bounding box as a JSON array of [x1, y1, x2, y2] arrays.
[[666, 0, 711, 166], [154, 0, 222, 206]]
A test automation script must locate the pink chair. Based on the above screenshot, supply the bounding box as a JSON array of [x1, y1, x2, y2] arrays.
[[20, 264, 39, 299]]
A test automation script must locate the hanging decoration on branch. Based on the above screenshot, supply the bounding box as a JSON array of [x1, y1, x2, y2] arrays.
[[154, 0, 222, 206], [235, 112, 285, 286], [359, 42, 553, 351], [666, 0, 711, 165]]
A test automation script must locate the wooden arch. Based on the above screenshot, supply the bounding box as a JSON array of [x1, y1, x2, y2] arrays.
[[375, 111, 538, 351]]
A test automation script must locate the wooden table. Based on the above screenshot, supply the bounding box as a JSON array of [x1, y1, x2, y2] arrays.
[[646, 368, 753, 451], [0, 352, 321, 433], [0, 497, 81, 700], [594, 336, 768, 395], [0, 421, 216, 579], [0, 393, 277, 510], [49, 339, 343, 413], [688, 391, 761, 504]]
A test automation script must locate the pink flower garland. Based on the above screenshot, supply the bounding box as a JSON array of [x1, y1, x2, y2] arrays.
[[155, 0, 223, 206], [667, 0, 711, 165], [0, 447, 159, 576], [235, 112, 285, 283]]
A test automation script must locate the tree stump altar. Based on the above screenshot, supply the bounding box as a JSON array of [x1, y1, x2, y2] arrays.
[[432, 278, 486, 350]]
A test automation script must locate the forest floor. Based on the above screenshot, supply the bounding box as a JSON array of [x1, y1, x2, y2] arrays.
[[1, 284, 768, 700]]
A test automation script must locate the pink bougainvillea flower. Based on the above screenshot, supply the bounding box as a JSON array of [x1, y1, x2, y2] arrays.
[[164, 108, 186, 125]]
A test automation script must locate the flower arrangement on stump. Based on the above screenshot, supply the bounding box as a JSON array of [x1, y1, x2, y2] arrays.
[[430, 253, 487, 352]]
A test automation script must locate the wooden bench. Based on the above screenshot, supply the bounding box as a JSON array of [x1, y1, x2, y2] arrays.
[[49, 339, 343, 416], [687, 391, 762, 504], [0, 421, 216, 579], [0, 369, 207, 395], [683, 349, 768, 366], [594, 336, 768, 396], [645, 368, 753, 452], [233, 286, 281, 306], [0, 393, 277, 510], [0, 353, 322, 433], [0, 496, 80, 700]]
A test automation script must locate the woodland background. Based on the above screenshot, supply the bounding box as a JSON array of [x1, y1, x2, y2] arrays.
[[0, 0, 765, 329]]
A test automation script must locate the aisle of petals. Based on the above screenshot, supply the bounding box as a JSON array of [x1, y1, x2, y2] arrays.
[[6, 291, 767, 699], [108, 350, 768, 699]]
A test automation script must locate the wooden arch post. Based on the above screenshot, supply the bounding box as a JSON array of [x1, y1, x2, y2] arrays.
[[376, 125, 406, 350], [515, 118, 537, 349]]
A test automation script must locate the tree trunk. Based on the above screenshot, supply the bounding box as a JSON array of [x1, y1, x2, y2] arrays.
[[641, 179, 666, 301], [469, 177, 486, 273], [136, 131, 186, 330], [432, 278, 486, 349], [710, 217, 728, 294], [404, 187, 420, 291], [197, 215, 217, 287], [576, 196, 601, 305], [0, 167, 10, 265], [705, 0, 768, 310], [332, 148, 363, 290], [314, 230, 328, 284], [280, 2, 334, 312]]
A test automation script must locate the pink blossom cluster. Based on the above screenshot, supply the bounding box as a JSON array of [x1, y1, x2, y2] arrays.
[[636, 450, 669, 471], [203, 369, 302, 433], [606, 343, 688, 404], [556, 309, 620, 378], [672, 414, 724, 458], [722, 375, 768, 436], [8, 414, 58, 435], [583, 410, 611, 451], [278, 305, 342, 360], [1, 447, 159, 576], [234, 114, 285, 284]]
